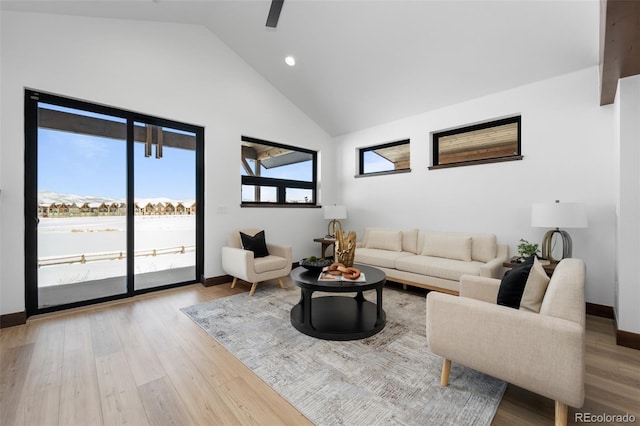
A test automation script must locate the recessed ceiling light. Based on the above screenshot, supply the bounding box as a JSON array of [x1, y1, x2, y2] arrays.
[[285, 56, 296, 66]]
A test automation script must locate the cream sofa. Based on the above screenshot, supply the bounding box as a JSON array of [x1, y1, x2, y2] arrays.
[[426, 258, 586, 426], [354, 227, 508, 294]]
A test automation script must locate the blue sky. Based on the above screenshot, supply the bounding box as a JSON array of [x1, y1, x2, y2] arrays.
[[363, 151, 393, 173], [37, 103, 389, 203], [38, 104, 195, 201]]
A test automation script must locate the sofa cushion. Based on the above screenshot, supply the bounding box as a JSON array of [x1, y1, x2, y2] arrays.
[[254, 255, 289, 274], [539, 258, 586, 324], [366, 230, 402, 252], [497, 256, 534, 309], [363, 228, 419, 254], [497, 256, 549, 313], [470, 234, 498, 263], [400, 229, 419, 254], [519, 257, 551, 313], [422, 233, 472, 262], [355, 248, 414, 269], [395, 255, 483, 281]]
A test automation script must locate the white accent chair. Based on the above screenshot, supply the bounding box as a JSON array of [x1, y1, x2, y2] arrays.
[[426, 258, 586, 426], [221, 228, 292, 296]]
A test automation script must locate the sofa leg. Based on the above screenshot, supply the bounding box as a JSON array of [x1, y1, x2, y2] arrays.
[[441, 359, 451, 386], [231, 277, 238, 289], [249, 282, 258, 296], [278, 278, 286, 289], [555, 401, 568, 426]]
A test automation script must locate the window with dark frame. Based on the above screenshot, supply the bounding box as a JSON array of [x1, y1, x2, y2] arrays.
[[358, 139, 411, 177], [431, 116, 522, 169], [23, 89, 205, 316], [241, 136, 317, 206]]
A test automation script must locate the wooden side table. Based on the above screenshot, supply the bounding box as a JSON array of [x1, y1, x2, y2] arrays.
[[502, 256, 558, 277], [313, 237, 335, 258]]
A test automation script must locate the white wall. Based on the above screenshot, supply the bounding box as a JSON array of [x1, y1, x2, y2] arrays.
[[335, 67, 616, 307], [0, 11, 626, 318], [0, 11, 335, 315], [615, 75, 640, 334]]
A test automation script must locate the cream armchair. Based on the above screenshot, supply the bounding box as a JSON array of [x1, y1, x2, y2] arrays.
[[426, 258, 586, 426], [221, 228, 292, 296]]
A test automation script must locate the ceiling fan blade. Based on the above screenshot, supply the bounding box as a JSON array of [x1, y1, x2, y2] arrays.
[[266, 0, 284, 28]]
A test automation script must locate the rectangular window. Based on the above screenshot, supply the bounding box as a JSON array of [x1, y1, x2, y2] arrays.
[[431, 116, 522, 169], [357, 139, 410, 177], [241, 136, 317, 206]]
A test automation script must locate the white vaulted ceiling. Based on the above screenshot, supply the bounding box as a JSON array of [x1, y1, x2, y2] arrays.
[[1, 0, 600, 136]]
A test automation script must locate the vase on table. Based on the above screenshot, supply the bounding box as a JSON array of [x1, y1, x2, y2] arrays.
[[335, 230, 356, 267]]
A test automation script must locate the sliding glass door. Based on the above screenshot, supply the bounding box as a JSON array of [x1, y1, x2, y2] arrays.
[[34, 104, 129, 308], [25, 90, 204, 314], [133, 121, 197, 290]]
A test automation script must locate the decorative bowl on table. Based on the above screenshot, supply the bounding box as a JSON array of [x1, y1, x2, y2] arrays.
[[299, 257, 332, 273]]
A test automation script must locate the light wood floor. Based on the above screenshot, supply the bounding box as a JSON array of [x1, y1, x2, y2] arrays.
[[1, 279, 638, 426]]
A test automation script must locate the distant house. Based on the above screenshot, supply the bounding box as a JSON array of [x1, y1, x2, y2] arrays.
[[187, 202, 196, 215], [143, 202, 154, 215], [108, 202, 119, 215], [154, 202, 164, 215], [47, 202, 69, 216], [38, 199, 192, 217], [68, 202, 80, 216], [89, 202, 108, 215], [38, 204, 49, 217], [79, 203, 92, 216]]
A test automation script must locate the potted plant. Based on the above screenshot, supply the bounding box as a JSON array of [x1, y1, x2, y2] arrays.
[[517, 239, 539, 260]]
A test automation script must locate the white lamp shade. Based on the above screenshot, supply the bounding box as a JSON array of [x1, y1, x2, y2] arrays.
[[531, 202, 588, 228], [323, 205, 347, 220]]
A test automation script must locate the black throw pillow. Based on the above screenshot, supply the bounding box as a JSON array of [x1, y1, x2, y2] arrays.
[[497, 255, 535, 309], [240, 230, 270, 258]]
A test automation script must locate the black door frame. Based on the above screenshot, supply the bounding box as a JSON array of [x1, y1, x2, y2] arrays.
[[24, 89, 205, 316]]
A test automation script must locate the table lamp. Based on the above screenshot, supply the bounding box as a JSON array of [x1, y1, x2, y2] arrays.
[[323, 205, 347, 238], [531, 200, 588, 262]]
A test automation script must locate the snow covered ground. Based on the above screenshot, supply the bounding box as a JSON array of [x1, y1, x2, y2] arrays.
[[38, 215, 195, 286]]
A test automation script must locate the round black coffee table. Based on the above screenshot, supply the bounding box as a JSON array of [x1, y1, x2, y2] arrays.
[[289, 264, 386, 341]]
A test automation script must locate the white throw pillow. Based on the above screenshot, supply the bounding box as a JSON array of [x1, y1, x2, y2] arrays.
[[519, 257, 551, 313], [422, 233, 472, 261], [470, 234, 498, 262], [365, 230, 403, 252]]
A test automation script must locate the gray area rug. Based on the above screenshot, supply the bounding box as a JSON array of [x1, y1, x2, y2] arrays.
[[181, 285, 506, 425]]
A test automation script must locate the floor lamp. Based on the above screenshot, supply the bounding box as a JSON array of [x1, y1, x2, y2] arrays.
[[531, 200, 588, 262]]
